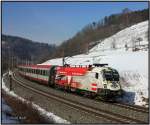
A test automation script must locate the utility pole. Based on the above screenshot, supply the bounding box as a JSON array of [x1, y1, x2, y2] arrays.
[[12, 56, 13, 70], [7, 46, 13, 91]]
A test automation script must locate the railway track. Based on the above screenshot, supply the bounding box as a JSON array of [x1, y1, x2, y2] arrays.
[[72, 90, 148, 114], [9, 72, 148, 124], [111, 102, 148, 113]]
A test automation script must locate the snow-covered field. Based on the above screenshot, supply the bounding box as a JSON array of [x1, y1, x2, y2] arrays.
[[2, 73, 70, 124], [41, 21, 149, 107]]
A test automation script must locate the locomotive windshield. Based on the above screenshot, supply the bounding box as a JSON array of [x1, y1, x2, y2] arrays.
[[102, 69, 119, 81]]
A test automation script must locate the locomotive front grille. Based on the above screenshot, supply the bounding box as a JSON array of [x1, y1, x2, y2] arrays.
[[97, 88, 122, 97]]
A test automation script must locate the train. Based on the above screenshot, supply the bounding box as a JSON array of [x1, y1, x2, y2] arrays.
[[18, 63, 122, 100]]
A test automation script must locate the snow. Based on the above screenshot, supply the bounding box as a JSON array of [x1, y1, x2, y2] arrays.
[[41, 21, 148, 107], [2, 73, 70, 124]]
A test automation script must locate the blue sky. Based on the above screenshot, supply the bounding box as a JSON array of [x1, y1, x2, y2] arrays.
[[2, 2, 148, 45]]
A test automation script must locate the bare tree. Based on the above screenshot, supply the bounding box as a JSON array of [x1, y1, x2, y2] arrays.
[[132, 37, 136, 51], [125, 43, 128, 51], [122, 8, 131, 14], [111, 37, 116, 49]]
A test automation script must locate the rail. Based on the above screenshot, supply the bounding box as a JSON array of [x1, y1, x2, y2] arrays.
[[10, 72, 148, 124]]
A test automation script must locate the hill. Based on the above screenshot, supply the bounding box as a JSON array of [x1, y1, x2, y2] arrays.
[[2, 34, 56, 73], [53, 8, 148, 57]]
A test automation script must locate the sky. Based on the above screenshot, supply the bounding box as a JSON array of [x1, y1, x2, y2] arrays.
[[2, 2, 148, 45]]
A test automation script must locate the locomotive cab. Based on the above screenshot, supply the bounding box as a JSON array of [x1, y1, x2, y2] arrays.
[[92, 67, 122, 98]]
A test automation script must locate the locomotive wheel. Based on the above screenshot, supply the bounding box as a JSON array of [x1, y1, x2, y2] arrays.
[[70, 87, 76, 92], [83, 91, 93, 98], [90, 92, 97, 99], [67, 86, 71, 92]]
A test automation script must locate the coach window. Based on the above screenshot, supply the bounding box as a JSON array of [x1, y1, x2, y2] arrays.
[[43, 70, 46, 75]]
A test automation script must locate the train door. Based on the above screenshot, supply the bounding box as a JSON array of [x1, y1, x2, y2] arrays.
[[48, 66, 57, 87]]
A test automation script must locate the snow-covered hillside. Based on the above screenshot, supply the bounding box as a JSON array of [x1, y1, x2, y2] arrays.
[[41, 21, 149, 107]]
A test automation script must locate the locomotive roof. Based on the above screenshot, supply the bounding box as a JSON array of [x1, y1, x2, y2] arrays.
[[92, 66, 114, 72], [57, 66, 89, 76]]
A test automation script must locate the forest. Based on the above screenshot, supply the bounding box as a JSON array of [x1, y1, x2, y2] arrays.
[[54, 8, 148, 57]]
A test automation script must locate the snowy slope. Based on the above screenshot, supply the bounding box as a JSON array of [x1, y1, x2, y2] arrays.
[[90, 21, 148, 52], [41, 21, 148, 107]]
